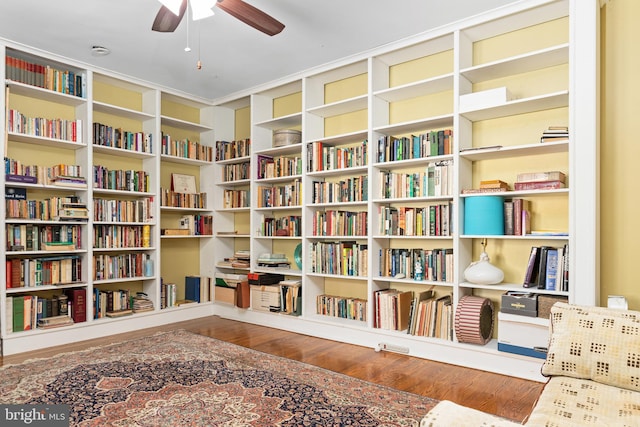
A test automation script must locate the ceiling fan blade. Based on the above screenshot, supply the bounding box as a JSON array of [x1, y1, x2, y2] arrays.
[[152, 0, 188, 32], [216, 0, 285, 36]]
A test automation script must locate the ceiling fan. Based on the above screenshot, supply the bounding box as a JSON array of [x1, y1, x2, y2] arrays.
[[152, 0, 285, 36]]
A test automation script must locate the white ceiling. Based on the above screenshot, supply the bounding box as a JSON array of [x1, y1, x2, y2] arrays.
[[0, 0, 519, 101]]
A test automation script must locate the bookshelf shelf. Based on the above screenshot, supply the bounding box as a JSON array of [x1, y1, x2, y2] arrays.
[[374, 74, 454, 103], [7, 131, 85, 148], [460, 43, 569, 83], [460, 91, 569, 122], [92, 101, 155, 122], [6, 80, 86, 105], [306, 94, 368, 118], [459, 140, 568, 160], [373, 114, 454, 136], [93, 144, 155, 159]]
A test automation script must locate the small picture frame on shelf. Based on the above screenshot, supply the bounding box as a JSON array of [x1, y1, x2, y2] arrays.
[[171, 173, 197, 194]]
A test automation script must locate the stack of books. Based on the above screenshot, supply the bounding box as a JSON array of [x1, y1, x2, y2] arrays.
[[514, 171, 566, 191], [462, 179, 510, 194], [132, 294, 154, 313], [540, 126, 569, 143], [257, 253, 290, 268], [49, 175, 87, 188]]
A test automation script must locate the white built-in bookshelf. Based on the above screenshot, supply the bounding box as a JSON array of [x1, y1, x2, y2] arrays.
[[0, 0, 598, 381]]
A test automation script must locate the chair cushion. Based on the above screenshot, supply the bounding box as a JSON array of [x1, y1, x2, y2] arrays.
[[542, 302, 640, 392], [526, 376, 640, 426]]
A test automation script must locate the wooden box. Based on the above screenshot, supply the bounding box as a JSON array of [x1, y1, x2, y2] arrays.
[[537, 295, 568, 319]]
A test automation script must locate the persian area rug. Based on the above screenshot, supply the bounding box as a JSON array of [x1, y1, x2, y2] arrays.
[[0, 330, 437, 426]]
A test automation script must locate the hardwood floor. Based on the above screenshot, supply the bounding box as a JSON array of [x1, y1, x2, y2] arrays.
[[0, 315, 544, 422]]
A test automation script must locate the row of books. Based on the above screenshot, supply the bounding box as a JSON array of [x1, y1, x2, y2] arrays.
[[178, 214, 213, 236], [8, 109, 82, 143], [160, 280, 178, 309], [160, 188, 207, 209], [93, 197, 154, 223], [93, 253, 147, 281], [93, 166, 150, 192], [5, 256, 83, 288], [407, 291, 452, 339], [5, 194, 86, 221], [306, 139, 368, 173], [256, 154, 303, 179], [311, 210, 368, 237], [259, 215, 302, 237], [6, 54, 85, 97], [93, 225, 151, 250], [5, 158, 85, 186], [377, 129, 453, 163], [311, 175, 368, 204], [185, 275, 215, 303], [93, 123, 152, 153], [372, 289, 452, 340], [316, 294, 367, 321], [6, 288, 86, 333], [504, 198, 530, 236], [379, 160, 454, 199], [222, 161, 250, 182], [222, 189, 250, 209], [309, 241, 368, 276], [378, 248, 454, 283], [378, 203, 452, 237], [523, 244, 569, 292], [215, 138, 251, 161], [256, 180, 302, 208], [6, 223, 82, 252], [161, 134, 214, 161], [94, 288, 133, 318]]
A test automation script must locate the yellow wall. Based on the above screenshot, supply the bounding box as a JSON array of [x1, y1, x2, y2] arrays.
[[601, 0, 640, 309]]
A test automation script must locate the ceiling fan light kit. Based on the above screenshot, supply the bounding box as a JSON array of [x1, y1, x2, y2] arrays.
[[153, 0, 284, 36], [158, 0, 184, 16]]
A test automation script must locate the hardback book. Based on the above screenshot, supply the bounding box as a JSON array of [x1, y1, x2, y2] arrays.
[[513, 180, 565, 191], [38, 314, 74, 328], [105, 308, 133, 317], [480, 179, 510, 190], [503, 200, 514, 235], [523, 246, 541, 288], [545, 248, 559, 291], [12, 295, 24, 332], [42, 242, 76, 251], [516, 171, 566, 183], [513, 198, 530, 236], [396, 290, 414, 332], [66, 288, 86, 323], [161, 228, 191, 236], [536, 246, 554, 289], [5, 174, 38, 184], [185, 276, 201, 303]]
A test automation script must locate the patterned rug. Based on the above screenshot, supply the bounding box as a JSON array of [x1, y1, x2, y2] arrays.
[[0, 330, 436, 426]]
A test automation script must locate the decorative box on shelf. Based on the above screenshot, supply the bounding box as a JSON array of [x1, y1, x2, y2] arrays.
[[273, 129, 301, 147], [459, 87, 513, 112]]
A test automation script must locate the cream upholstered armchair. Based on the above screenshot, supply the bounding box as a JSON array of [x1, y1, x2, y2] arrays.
[[420, 302, 640, 426]]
